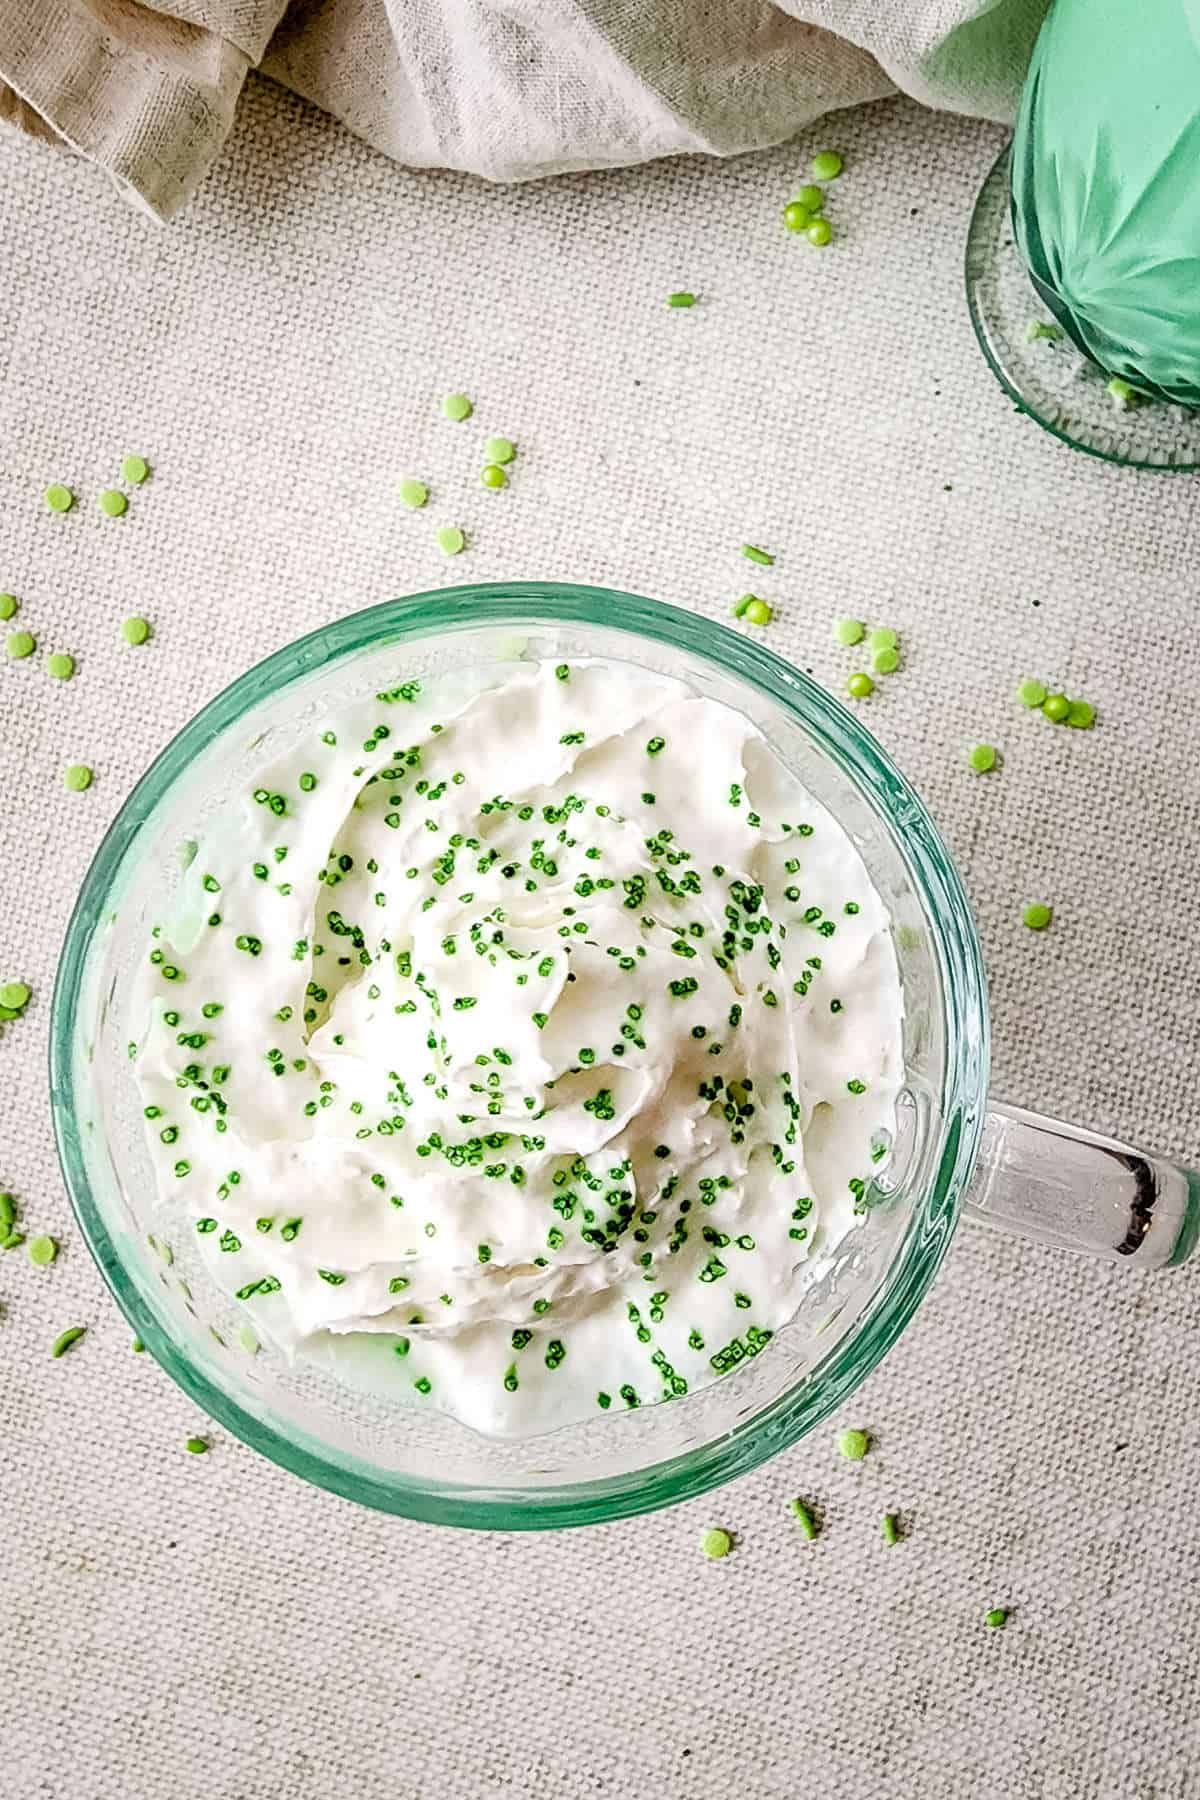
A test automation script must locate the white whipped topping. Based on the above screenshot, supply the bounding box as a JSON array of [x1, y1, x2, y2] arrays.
[[132, 658, 903, 1437]]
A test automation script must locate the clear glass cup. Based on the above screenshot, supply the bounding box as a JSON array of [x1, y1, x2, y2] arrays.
[[50, 583, 1200, 1528]]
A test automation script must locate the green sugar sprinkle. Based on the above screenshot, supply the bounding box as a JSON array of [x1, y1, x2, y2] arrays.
[[6, 629, 35, 659], [1017, 677, 1047, 708], [122, 615, 151, 645], [1023, 901, 1053, 931], [783, 201, 813, 233], [1042, 693, 1070, 724], [731, 593, 754, 618], [796, 183, 824, 209], [881, 1512, 900, 1545], [64, 763, 93, 792], [51, 1324, 87, 1358], [741, 544, 775, 566], [441, 392, 473, 422], [811, 149, 844, 180], [872, 646, 899, 675], [834, 617, 865, 646], [436, 526, 466, 556], [1, 1230, 25, 1250], [121, 454, 150, 484], [46, 651, 75, 680], [480, 463, 507, 489], [484, 436, 516, 465], [0, 981, 30, 1010], [1066, 699, 1096, 729], [397, 478, 429, 509], [806, 218, 833, 247], [28, 1234, 58, 1266], [186, 1435, 209, 1454], [700, 1527, 733, 1560], [98, 488, 127, 518], [0, 1192, 15, 1230], [985, 1607, 1010, 1628], [837, 1426, 870, 1461], [968, 743, 997, 773], [867, 628, 897, 652], [45, 483, 74, 513], [788, 1497, 819, 1540], [1025, 320, 1063, 343], [742, 597, 772, 626], [667, 291, 697, 307], [846, 672, 874, 699], [131, 1337, 145, 1352], [0, 593, 17, 620], [1107, 377, 1137, 410]]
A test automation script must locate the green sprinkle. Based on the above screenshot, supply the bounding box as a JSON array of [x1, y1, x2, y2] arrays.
[[480, 463, 507, 489], [0, 593, 17, 620], [64, 763, 93, 791], [441, 392, 473, 422], [846, 672, 874, 699], [98, 488, 127, 517], [46, 651, 75, 680], [667, 291, 697, 307], [397, 477, 429, 509], [45, 483, 74, 513], [872, 646, 899, 674], [122, 615, 151, 645], [484, 436, 516, 464], [1017, 677, 1047, 708], [834, 617, 865, 646], [881, 1512, 900, 1545], [436, 526, 466, 556], [783, 201, 812, 233], [985, 1607, 1010, 1628], [1025, 320, 1063, 342], [811, 149, 843, 180], [1107, 376, 1136, 409], [28, 1234, 58, 1266], [1066, 699, 1096, 729], [0, 981, 30, 1010], [867, 628, 897, 652], [788, 1497, 819, 1541], [731, 593, 754, 618], [806, 218, 833, 247], [1, 1230, 25, 1250], [1023, 901, 1053, 931], [0, 1193, 15, 1229], [51, 1324, 87, 1358], [6, 629, 35, 659], [741, 544, 775, 566], [967, 743, 997, 773], [700, 1527, 733, 1560], [1042, 693, 1070, 723], [121, 454, 150, 484], [131, 1337, 145, 1352], [795, 183, 824, 210], [186, 1436, 209, 1454], [837, 1426, 870, 1461], [742, 598, 772, 626]]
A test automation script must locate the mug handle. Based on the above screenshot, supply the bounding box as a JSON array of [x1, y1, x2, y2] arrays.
[[964, 1101, 1200, 1269]]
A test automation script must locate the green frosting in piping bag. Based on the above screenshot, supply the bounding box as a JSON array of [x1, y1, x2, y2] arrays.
[[1012, 0, 1200, 406]]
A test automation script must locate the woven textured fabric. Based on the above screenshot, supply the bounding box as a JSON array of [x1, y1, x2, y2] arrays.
[[3, 79, 1200, 1800], [0, 0, 1049, 218]]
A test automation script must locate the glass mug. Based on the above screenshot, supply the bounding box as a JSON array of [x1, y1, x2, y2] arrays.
[[50, 585, 1200, 1528]]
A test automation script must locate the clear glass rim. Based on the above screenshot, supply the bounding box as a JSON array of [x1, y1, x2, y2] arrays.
[[965, 141, 1200, 474], [50, 582, 989, 1529]]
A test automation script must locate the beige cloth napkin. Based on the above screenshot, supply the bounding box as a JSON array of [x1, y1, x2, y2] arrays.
[[0, 0, 1049, 220]]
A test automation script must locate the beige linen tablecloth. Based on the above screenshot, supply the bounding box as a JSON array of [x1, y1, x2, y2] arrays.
[[3, 77, 1200, 1800]]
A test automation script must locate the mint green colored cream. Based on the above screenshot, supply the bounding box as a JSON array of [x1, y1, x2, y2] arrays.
[[1012, 0, 1200, 405]]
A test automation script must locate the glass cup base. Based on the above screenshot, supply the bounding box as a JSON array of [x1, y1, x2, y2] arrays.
[[965, 145, 1200, 472]]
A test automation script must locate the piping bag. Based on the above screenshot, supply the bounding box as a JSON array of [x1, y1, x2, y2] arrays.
[[1012, 0, 1200, 405]]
